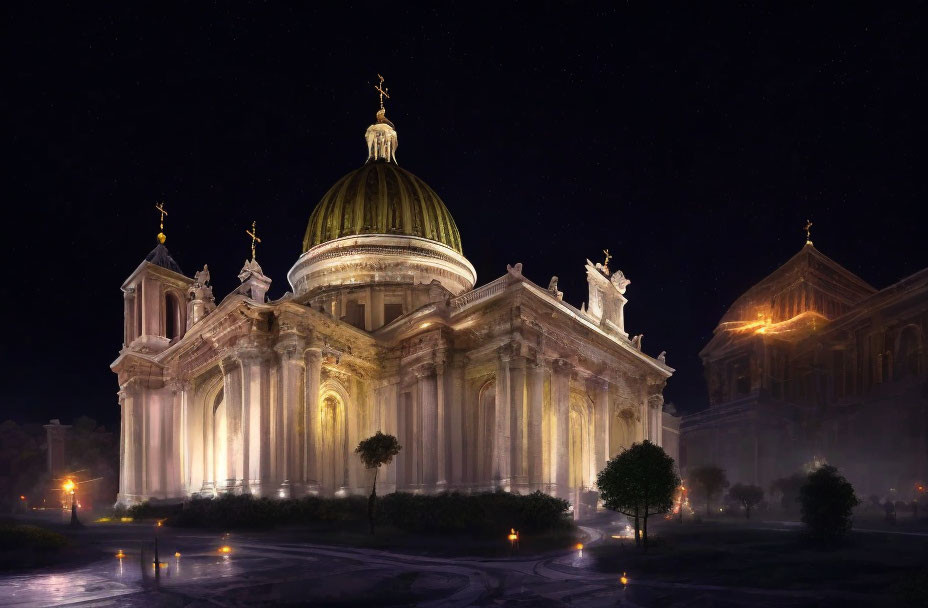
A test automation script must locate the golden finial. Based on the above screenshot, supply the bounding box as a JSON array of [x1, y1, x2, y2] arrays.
[[602, 248, 612, 275], [804, 219, 813, 246], [154, 201, 168, 244], [374, 74, 390, 122], [246, 220, 261, 261]]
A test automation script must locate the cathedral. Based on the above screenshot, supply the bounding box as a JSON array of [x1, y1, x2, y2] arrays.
[[682, 228, 928, 497], [112, 90, 673, 506]]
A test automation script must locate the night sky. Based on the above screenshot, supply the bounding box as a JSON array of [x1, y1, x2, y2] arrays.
[[3, 3, 926, 429]]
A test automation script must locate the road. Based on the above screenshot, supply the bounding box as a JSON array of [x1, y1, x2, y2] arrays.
[[0, 519, 896, 607]]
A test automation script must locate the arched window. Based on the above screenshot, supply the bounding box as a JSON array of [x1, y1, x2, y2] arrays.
[[165, 293, 182, 340]]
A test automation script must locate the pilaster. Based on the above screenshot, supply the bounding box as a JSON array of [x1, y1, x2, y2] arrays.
[[527, 358, 545, 490], [495, 349, 512, 489], [509, 355, 527, 489], [303, 346, 323, 494]]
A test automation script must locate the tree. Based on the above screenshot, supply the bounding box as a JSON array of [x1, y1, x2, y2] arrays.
[[728, 483, 764, 519], [355, 432, 402, 535], [771, 473, 806, 513], [799, 465, 859, 542], [690, 465, 729, 517], [597, 440, 679, 549]]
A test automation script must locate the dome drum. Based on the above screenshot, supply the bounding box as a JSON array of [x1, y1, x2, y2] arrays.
[[288, 234, 476, 297]]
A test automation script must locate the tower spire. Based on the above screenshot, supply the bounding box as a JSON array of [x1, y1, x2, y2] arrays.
[[155, 201, 168, 244]]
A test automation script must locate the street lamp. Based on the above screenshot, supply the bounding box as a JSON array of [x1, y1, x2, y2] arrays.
[[62, 479, 80, 527]]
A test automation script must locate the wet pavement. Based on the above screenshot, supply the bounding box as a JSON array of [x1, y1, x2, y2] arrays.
[[0, 520, 893, 606]]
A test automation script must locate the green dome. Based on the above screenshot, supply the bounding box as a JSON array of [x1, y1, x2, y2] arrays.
[[302, 161, 463, 254]]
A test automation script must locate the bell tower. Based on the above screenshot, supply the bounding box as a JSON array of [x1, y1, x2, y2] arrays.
[[121, 204, 193, 353]]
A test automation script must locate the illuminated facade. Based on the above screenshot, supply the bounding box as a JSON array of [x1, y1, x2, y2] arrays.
[[112, 96, 672, 506], [682, 241, 928, 496]]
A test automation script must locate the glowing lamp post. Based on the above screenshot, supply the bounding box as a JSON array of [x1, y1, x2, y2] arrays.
[[62, 479, 80, 527], [507, 529, 519, 554]]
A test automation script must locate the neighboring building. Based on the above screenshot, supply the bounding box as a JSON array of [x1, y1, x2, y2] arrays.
[[682, 237, 928, 497], [112, 94, 673, 506]]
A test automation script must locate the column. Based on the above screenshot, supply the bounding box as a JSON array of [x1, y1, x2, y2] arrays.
[[593, 379, 609, 475], [239, 350, 270, 495], [418, 364, 439, 488], [553, 360, 570, 497], [527, 360, 545, 490], [303, 347, 322, 493], [221, 358, 244, 492], [382, 382, 399, 493], [495, 351, 512, 488], [275, 337, 305, 495], [448, 356, 465, 486], [435, 360, 448, 487], [510, 356, 527, 489]]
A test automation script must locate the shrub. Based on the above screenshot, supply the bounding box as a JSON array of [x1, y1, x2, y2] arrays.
[[378, 490, 570, 536], [799, 465, 859, 542], [0, 524, 68, 551], [154, 491, 570, 535]]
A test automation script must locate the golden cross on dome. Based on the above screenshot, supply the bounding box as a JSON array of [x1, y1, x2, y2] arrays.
[[804, 219, 813, 246], [374, 73, 390, 111], [602, 248, 612, 275], [154, 201, 168, 244], [246, 220, 261, 261]]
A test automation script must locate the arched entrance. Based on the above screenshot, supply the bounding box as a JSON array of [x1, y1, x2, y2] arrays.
[[318, 384, 348, 495], [212, 389, 228, 488], [568, 400, 591, 489], [477, 380, 497, 486]]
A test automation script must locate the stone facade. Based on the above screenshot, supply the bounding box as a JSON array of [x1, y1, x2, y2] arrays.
[[113, 105, 672, 506], [682, 242, 928, 497]]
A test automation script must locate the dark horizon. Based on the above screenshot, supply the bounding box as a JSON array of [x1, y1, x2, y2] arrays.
[[3, 3, 927, 429]]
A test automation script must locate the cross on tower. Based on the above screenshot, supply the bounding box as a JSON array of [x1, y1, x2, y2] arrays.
[[154, 201, 168, 244], [602, 248, 612, 275], [374, 73, 390, 111], [804, 219, 813, 246], [246, 220, 261, 261]]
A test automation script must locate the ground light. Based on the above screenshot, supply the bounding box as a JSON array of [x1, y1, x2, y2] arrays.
[[620, 572, 629, 586], [219, 546, 233, 554], [507, 529, 519, 553]]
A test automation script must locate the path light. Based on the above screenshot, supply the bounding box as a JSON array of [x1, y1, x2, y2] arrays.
[[576, 542, 583, 558], [507, 528, 519, 553], [219, 545, 233, 554], [120, 517, 133, 522], [174, 552, 181, 558], [115, 550, 125, 559], [620, 572, 629, 586]]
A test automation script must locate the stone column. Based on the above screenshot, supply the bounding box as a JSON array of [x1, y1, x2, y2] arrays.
[[303, 346, 322, 493], [274, 337, 305, 496], [435, 360, 448, 487], [117, 390, 128, 500], [553, 359, 571, 497], [509, 356, 527, 489], [418, 364, 439, 488], [448, 356, 465, 486], [527, 359, 545, 490], [376, 381, 399, 494], [495, 350, 512, 489], [593, 379, 610, 475], [220, 358, 244, 492], [239, 350, 271, 495]]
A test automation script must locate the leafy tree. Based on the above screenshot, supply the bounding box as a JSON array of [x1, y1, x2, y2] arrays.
[[690, 465, 729, 516], [597, 440, 679, 549], [771, 473, 806, 513], [728, 483, 764, 519], [799, 465, 859, 542], [355, 432, 402, 534]]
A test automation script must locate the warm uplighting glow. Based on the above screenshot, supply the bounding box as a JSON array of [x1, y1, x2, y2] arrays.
[[96, 517, 112, 522], [120, 517, 133, 522], [115, 550, 125, 559], [720, 310, 827, 339], [19, 495, 25, 501], [575, 543, 584, 550], [156, 520, 163, 527], [174, 552, 182, 558], [620, 572, 629, 586], [62, 479, 75, 494], [219, 546, 233, 554], [420, 322, 432, 328]]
